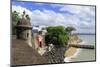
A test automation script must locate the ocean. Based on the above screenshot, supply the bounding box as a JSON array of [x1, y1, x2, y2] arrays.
[[64, 34, 96, 62], [71, 34, 96, 62]]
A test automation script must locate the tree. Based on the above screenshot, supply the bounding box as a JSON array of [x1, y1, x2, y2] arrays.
[[12, 11, 20, 35], [65, 26, 76, 35], [12, 11, 20, 24], [45, 26, 69, 47]]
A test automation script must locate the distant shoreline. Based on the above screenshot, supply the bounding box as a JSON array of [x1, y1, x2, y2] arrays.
[[64, 34, 86, 62], [73, 33, 95, 35], [64, 33, 95, 62], [64, 41, 85, 62]]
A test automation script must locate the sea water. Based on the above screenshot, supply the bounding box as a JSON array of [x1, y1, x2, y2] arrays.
[[70, 35, 96, 62], [64, 34, 96, 62]]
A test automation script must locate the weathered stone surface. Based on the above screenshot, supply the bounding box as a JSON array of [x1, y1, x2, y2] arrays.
[[43, 46, 66, 64], [15, 16, 32, 40], [11, 38, 67, 66], [11, 39, 48, 66]]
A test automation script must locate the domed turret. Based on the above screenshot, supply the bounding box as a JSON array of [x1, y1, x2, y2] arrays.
[[16, 12, 32, 30], [15, 11, 32, 47]]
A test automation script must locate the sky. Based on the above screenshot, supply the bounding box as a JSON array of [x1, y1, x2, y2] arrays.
[[12, 0, 96, 33]]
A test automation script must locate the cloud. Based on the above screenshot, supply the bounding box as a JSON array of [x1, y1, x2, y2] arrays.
[[60, 5, 83, 14], [60, 5, 95, 32], [32, 9, 67, 26], [60, 5, 95, 16], [12, 4, 95, 33], [59, 5, 95, 22], [12, 5, 32, 17]]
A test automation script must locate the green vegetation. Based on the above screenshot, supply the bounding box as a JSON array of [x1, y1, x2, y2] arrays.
[[12, 11, 20, 35], [65, 26, 76, 35], [12, 11, 31, 35], [45, 26, 69, 47]]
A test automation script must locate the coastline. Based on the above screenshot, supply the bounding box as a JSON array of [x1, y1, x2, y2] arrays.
[[64, 35, 85, 62]]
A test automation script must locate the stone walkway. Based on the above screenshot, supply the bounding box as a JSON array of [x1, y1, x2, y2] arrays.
[[11, 39, 48, 66], [11, 35, 67, 66]]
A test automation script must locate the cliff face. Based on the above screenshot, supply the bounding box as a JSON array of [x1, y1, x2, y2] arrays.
[[64, 35, 81, 57], [68, 35, 81, 44]]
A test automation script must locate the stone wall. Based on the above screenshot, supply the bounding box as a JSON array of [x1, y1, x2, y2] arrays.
[[43, 46, 66, 64]]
